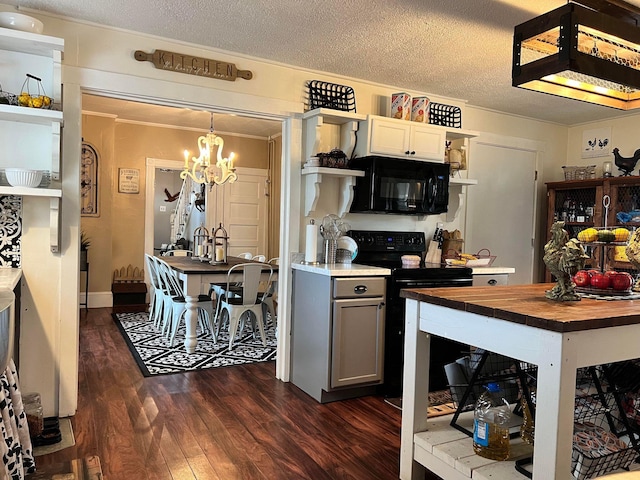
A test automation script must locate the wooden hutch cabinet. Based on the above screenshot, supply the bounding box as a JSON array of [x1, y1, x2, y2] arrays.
[[545, 177, 640, 281]]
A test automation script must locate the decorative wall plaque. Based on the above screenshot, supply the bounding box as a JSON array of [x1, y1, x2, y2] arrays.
[[81, 141, 99, 216], [134, 49, 253, 82], [118, 168, 140, 194]]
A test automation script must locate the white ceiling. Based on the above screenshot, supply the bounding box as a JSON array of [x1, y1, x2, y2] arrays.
[[6, 0, 640, 131]]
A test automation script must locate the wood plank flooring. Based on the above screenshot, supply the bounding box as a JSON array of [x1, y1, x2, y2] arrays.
[[31, 308, 441, 479]]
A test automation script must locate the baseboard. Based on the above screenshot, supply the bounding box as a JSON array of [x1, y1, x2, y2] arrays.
[[78, 291, 113, 309]]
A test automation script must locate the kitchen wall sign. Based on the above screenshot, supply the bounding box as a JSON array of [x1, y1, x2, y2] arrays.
[[118, 168, 140, 194], [134, 49, 253, 82]]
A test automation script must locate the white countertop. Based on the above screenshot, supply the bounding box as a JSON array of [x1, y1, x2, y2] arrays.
[[292, 262, 391, 277], [471, 266, 515, 275], [0, 269, 21, 290]]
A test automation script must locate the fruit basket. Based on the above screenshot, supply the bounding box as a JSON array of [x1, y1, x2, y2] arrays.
[[576, 226, 631, 245], [444, 249, 496, 267], [17, 74, 52, 109]]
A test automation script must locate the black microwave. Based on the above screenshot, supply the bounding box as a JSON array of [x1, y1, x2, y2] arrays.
[[349, 156, 450, 215]]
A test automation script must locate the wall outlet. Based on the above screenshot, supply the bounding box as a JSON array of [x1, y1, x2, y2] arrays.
[[159, 205, 166, 212]]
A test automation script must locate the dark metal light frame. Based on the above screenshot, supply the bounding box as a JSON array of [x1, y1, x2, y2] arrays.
[[513, 2, 640, 109]]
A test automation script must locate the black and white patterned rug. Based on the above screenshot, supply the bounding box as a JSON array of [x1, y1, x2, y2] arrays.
[[113, 312, 277, 377]]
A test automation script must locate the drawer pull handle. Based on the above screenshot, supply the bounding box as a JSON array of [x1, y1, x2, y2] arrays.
[[354, 285, 368, 294], [488, 279, 498, 286]]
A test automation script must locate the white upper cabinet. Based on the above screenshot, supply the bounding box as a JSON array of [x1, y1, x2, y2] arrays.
[[355, 115, 479, 163]]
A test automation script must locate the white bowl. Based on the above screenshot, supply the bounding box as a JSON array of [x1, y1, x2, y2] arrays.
[[5, 168, 43, 188], [0, 12, 44, 34]]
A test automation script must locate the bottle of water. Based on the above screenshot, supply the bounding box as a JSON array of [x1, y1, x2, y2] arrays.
[[473, 382, 511, 461]]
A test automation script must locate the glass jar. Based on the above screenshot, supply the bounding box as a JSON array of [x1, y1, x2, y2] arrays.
[[23, 392, 43, 438]]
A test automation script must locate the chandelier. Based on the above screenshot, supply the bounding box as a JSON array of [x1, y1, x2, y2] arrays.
[[513, 1, 640, 110], [181, 113, 237, 185]]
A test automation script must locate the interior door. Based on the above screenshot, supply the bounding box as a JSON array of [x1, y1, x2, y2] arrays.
[[207, 167, 268, 257], [465, 135, 539, 285]]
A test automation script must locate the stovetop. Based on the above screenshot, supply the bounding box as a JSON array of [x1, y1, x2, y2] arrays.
[[349, 229, 472, 279]]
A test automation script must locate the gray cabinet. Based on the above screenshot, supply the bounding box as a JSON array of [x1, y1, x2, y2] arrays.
[[291, 270, 386, 403]]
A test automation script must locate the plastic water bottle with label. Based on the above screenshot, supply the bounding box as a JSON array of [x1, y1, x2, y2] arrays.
[[473, 382, 511, 461]]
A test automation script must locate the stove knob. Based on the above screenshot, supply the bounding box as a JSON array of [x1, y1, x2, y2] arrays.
[[405, 236, 415, 245], [365, 235, 375, 245], [416, 236, 424, 245]]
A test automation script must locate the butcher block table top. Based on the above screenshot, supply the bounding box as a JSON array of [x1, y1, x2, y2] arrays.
[[400, 282, 640, 333]]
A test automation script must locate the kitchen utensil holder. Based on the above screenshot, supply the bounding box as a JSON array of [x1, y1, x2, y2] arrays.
[[306, 80, 356, 112], [324, 239, 337, 264]]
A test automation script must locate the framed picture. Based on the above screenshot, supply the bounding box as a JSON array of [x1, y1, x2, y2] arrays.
[[582, 127, 611, 158], [118, 168, 140, 194]]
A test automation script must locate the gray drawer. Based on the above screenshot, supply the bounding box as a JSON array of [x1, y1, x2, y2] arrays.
[[472, 274, 509, 287], [333, 277, 386, 299]]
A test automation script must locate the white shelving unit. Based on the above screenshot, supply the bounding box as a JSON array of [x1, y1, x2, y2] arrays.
[[0, 27, 64, 252], [301, 166, 365, 217], [302, 108, 366, 217], [447, 176, 478, 222]]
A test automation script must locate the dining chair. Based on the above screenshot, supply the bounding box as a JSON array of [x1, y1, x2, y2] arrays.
[[144, 253, 164, 328], [155, 258, 215, 346], [237, 252, 253, 259], [252, 255, 266, 262], [261, 257, 279, 326], [215, 262, 273, 350]]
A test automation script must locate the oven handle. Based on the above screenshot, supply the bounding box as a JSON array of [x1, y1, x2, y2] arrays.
[[392, 278, 472, 288]]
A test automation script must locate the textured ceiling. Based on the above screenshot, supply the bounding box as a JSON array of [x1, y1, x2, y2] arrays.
[[6, 0, 640, 130]]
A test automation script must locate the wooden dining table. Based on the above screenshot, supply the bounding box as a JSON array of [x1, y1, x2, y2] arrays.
[[161, 255, 278, 353]]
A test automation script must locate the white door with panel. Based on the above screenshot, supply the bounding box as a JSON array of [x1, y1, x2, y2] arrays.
[[207, 167, 269, 257], [465, 134, 539, 285]]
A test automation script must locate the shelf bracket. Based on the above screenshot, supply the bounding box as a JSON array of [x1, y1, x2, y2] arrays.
[[305, 115, 324, 160], [50, 197, 60, 253], [337, 176, 357, 218], [340, 120, 360, 158], [446, 186, 465, 223], [304, 172, 322, 217]]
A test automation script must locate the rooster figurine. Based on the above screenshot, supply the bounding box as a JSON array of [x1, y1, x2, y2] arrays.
[[613, 147, 640, 176], [543, 221, 589, 301]]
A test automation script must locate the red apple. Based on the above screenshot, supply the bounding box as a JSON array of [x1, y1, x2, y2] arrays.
[[604, 270, 618, 279], [590, 273, 611, 290], [611, 272, 634, 291], [573, 270, 591, 287], [587, 269, 601, 278]]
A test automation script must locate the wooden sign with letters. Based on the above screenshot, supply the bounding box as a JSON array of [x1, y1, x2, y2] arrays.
[[134, 49, 253, 82]]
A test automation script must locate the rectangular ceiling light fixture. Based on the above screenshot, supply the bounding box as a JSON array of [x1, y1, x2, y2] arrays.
[[513, 2, 640, 110]]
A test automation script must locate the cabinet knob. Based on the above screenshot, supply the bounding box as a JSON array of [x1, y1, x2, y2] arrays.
[[405, 150, 410, 155], [488, 279, 497, 286], [378, 301, 385, 310], [410, 151, 416, 155]]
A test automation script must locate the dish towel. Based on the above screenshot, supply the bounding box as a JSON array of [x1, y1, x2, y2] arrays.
[[0, 359, 35, 479]]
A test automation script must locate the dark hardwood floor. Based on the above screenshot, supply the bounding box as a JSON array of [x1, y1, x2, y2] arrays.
[[31, 308, 439, 479]]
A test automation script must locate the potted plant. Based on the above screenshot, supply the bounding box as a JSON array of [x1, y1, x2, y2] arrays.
[[80, 230, 91, 270]]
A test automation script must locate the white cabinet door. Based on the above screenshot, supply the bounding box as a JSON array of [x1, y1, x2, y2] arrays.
[[367, 116, 445, 162], [369, 116, 410, 157], [411, 124, 445, 162]]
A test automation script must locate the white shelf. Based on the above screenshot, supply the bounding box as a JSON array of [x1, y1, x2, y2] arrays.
[[450, 177, 478, 185], [0, 27, 64, 57], [302, 108, 365, 124], [301, 166, 364, 177], [0, 104, 63, 125], [0, 186, 61, 197]]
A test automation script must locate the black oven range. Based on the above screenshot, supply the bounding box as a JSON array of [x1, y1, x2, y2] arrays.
[[349, 230, 473, 398]]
